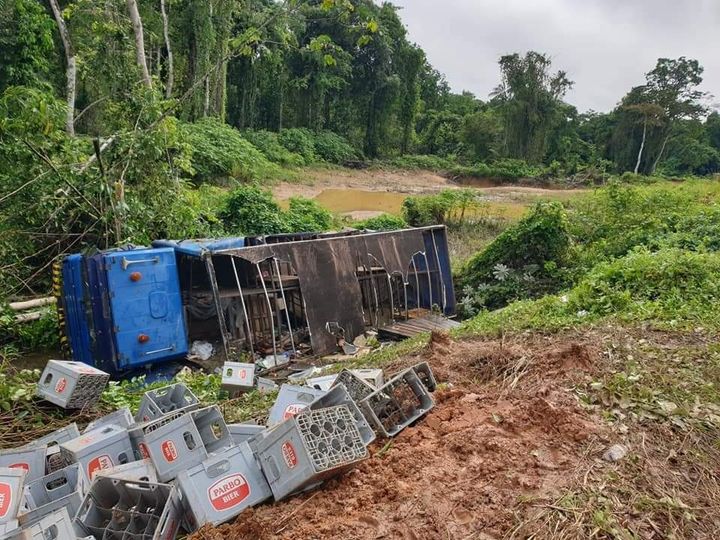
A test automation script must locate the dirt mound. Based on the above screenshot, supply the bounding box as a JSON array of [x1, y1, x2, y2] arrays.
[[192, 334, 608, 540]]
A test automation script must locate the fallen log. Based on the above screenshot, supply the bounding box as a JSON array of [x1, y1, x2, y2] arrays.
[[9, 297, 56, 311]]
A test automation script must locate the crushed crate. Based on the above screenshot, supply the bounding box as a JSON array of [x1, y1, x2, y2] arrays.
[[227, 423, 266, 446], [267, 385, 327, 427], [220, 362, 255, 397], [0, 467, 26, 527], [74, 476, 182, 540], [360, 368, 435, 438], [84, 408, 135, 434], [140, 406, 233, 482], [177, 442, 272, 529], [411, 362, 437, 392], [309, 384, 376, 445], [36, 361, 109, 410], [255, 405, 369, 501], [0, 447, 47, 484], [21, 424, 80, 476], [19, 464, 88, 528], [60, 425, 134, 480], [135, 383, 199, 423], [351, 368, 385, 389], [18, 507, 75, 540], [331, 369, 375, 402]]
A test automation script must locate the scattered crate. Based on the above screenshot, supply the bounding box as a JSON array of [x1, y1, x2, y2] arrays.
[[305, 374, 338, 391], [84, 408, 135, 434], [135, 383, 200, 423], [35, 360, 109, 410], [267, 385, 327, 427], [227, 423, 266, 446], [19, 463, 88, 528], [256, 377, 278, 393], [350, 368, 385, 389], [176, 442, 272, 529], [0, 467, 26, 527], [140, 406, 232, 482], [255, 405, 369, 501], [18, 507, 75, 540], [95, 459, 157, 484], [360, 368, 435, 438], [74, 477, 182, 540], [220, 362, 256, 397], [331, 369, 375, 402], [0, 447, 47, 484], [21, 424, 80, 476], [59, 425, 134, 480], [411, 362, 437, 392], [309, 384, 376, 445]]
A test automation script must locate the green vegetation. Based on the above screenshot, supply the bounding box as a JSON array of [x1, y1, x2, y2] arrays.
[[354, 214, 408, 231]]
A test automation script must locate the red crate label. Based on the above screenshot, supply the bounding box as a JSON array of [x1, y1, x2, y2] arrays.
[[8, 463, 28, 472], [139, 442, 150, 459], [281, 441, 297, 469], [208, 474, 250, 511], [161, 440, 178, 462], [0, 482, 12, 518], [55, 377, 67, 394], [88, 455, 113, 478], [238, 369, 248, 380], [283, 404, 306, 420]]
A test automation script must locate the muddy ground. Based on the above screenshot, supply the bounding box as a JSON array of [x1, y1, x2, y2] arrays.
[[190, 328, 720, 539]]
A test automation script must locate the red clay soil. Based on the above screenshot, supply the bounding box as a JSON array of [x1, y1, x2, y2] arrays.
[[192, 332, 610, 540]]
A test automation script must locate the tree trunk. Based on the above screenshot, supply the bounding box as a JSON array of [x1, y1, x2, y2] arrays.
[[652, 133, 671, 174], [127, 0, 152, 89], [160, 0, 173, 97], [634, 118, 647, 174], [48, 0, 76, 136]]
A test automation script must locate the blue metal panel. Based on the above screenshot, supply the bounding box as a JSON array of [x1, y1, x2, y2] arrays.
[[151, 237, 245, 257], [85, 254, 118, 373], [61, 255, 93, 365], [103, 248, 188, 369]]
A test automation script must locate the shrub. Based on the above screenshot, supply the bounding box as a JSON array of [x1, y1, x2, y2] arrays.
[[284, 197, 334, 232], [402, 189, 483, 227], [220, 185, 286, 235], [242, 130, 304, 167], [354, 214, 407, 231], [313, 131, 358, 164], [180, 119, 280, 183], [278, 128, 318, 164]]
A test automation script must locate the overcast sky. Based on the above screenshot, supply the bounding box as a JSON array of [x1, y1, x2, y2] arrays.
[[390, 0, 720, 113]]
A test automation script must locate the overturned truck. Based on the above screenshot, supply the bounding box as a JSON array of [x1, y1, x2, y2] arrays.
[[60, 227, 456, 375]]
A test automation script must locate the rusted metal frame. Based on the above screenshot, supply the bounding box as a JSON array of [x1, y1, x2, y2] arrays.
[[422, 252, 434, 309], [267, 259, 284, 342], [363, 254, 381, 328], [411, 256, 421, 309], [255, 261, 278, 360], [273, 257, 296, 356], [430, 231, 447, 313], [205, 256, 230, 358], [369, 253, 395, 322], [230, 256, 254, 356]]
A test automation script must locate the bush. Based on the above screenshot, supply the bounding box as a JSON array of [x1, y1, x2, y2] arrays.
[[284, 197, 333, 232], [242, 130, 305, 167], [460, 202, 572, 310], [354, 214, 407, 231], [180, 119, 280, 183], [220, 185, 286, 235], [388, 154, 455, 171], [278, 128, 318, 165], [402, 189, 484, 227], [313, 131, 358, 164]]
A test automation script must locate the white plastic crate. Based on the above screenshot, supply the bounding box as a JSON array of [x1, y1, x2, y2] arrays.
[[350, 368, 385, 389], [0, 468, 26, 526], [0, 447, 47, 484], [83, 408, 135, 434], [135, 383, 200, 423], [331, 369, 376, 402], [309, 384, 376, 446], [36, 361, 109, 410], [267, 385, 327, 427], [19, 464, 88, 528], [59, 425, 134, 480], [18, 507, 75, 540], [227, 423, 266, 446], [176, 442, 272, 530], [255, 405, 368, 501], [220, 362, 255, 397]]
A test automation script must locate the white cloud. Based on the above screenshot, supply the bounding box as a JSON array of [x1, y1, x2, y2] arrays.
[[391, 0, 720, 112]]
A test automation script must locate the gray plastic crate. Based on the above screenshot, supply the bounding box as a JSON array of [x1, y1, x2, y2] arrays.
[[83, 408, 135, 434], [22, 424, 81, 477], [59, 425, 134, 481], [0, 447, 47, 484], [256, 405, 368, 501], [411, 362, 437, 392], [36, 361, 109, 410], [305, 375, 337, 391], [256, 377, 278, 393], [18, 507, 75, 540], [331, 370, 376, 402], [135, 383, 200, 423], [95, 459, 157, 484], [19, 464, 88, 528], [0, 468, 26, 525], [74, 477, 182, 540], [141, 406, 232, 483], [359, 368, 435, 438], [351, 369, 385, 389], [309, 385, 376, 446], [221, 362, 255, 397], [176, 442, 272, 530], [267, 385, 327, 427], [227, 423, 266, 446]]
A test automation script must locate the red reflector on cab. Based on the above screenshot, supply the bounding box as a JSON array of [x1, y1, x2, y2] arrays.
[[138, 334, 150, 344], [130, 272, 142, 282]]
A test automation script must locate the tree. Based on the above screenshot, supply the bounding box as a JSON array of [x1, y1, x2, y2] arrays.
[[48, 0, 76, 135], [126, 0, 151, 89], [160, 0, 173, 97], [624, 101, 664, 174], [461, 109, 502, 162]]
